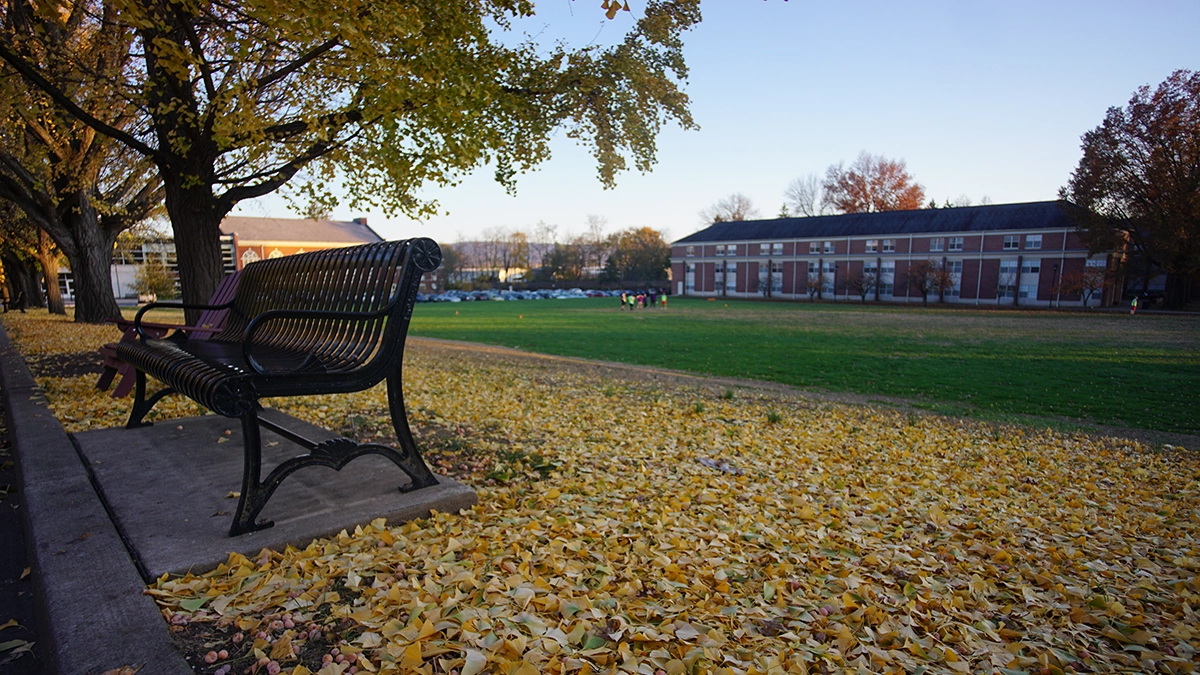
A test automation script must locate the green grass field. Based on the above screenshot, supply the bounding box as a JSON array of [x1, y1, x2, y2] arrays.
[[408, 297, 1200, 436]]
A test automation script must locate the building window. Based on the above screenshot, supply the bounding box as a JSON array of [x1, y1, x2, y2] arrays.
[[1086, 258, 1106, 268], [1019, 285, 1034, 299], [1003, 235, 1020, 250], [685, 263, 696, 291], [1026, 234, 1042, 250], [807, 261, 818, 274], [824, 241, 834, 254], [715, 245, 725, 256], [880, 261, 895, 296], [999, 260, 1019, 276], [882, 239, 895, 253], [241, 249, 260, 265], [726, 263, 737, 291], [268, 248, 284, 259], [949, 237, 963, 251], [865, 240, 878, 253], [760, 243, 770, 256], [686, 246, 695, 257], [945, 260, 962, 297], [1021, 260, 1040, 274], [772, 243, 783, 255], [930, 238, 944, 252]]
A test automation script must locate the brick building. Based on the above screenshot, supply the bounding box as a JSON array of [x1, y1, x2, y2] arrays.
[[220, 216, 383, 269], [670, 201, 1121, 307]]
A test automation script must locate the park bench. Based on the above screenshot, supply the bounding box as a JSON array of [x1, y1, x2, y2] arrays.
[[96, 270, 242, 398], [114, 238, 443, 536]]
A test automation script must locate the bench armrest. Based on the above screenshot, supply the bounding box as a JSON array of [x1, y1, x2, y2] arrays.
[[133, 300, 235, 341], [241, 304, 395, 374]]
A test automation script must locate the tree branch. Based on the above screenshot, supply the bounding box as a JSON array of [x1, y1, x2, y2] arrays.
[[0, 43, 161, 162], [218, 138, 342, 207], [255, 37, 340, 93]]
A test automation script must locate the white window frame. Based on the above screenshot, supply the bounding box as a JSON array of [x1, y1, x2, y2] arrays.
[[686, 246, 695, 257], [823, 241, 835, 254], [1021, 260, 1040, 274], [1025, 234, 1042, 250], [759, 243, 770, 256], [809, 242, 820, 254], [772, 243, 783, 255], [1003, 235, 1020, 250], [865, 240, 878, 253], [930, 238, 944, 252], [715, 244, 725, 256], [882, 239, 895, 253], [949, 237, 963, 251], [879, 261, 895, 296]]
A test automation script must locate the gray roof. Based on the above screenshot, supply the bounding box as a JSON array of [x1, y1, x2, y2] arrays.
[[674, 200, 1081, 244], [220, 216, 383, 244]]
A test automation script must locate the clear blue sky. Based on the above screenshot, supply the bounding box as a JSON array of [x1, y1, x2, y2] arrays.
[[231, 1, 1200, 245]]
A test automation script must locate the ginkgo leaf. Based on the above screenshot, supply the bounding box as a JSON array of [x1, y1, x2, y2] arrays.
[[7, 311, 1199, 675]]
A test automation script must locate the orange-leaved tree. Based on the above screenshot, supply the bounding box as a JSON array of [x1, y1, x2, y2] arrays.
[[821, 152, 926, 214]]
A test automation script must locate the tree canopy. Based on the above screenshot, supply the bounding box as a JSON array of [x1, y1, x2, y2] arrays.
[[821, 152, 925, 214], [1, 0, 701, 313], [1061, 69, 1200, 305], [0, 0, 160, 321], [602, 226, 669, 281]]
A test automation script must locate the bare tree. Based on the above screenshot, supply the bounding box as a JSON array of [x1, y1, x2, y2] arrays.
[[806, 273, 824, 301], [529, 220, 558, 269], [904, 259, 940, 307], [951, 194, 973, 208], [784, 173, 827, 217], [583, 216, 610, 271], [847, 271, 878, 303], [699, 193, 759, 225]]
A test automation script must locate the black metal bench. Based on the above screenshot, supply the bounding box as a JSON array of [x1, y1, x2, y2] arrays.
[[115, 238, 442, 536]]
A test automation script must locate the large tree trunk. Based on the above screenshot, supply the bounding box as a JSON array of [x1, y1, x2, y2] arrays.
[[24, 190, 126, 323], [164, 181, 228, 324], [62, 205, 124, 323], [37, 229, 65, 315], [1, 250, 42, 310]]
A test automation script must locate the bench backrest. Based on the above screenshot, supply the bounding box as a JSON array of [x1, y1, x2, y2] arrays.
[[188, 270, 242, 340], [214, 238, 441, 375]]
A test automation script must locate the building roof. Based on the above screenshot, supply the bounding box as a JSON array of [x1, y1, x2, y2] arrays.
[[673, 200, 1081, 245], [220, 216, 384, 244]]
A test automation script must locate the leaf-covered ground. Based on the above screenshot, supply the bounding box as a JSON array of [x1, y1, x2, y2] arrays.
[[4, 312, 1199, 675]]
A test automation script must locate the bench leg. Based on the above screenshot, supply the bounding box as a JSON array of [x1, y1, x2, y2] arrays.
[[230, 409, 272, 536], [225, 385, 439, 536], [125, 370, 177, 429], [387, 369, 438, 491]]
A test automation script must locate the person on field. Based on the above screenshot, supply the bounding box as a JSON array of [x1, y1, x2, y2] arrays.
[[661, 292, 667, 309], [620, 291, 627, 310], [1130, 295, 1139, 316]]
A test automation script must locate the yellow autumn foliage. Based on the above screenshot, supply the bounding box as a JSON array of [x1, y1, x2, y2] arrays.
[[4, 311, 1198, 674]]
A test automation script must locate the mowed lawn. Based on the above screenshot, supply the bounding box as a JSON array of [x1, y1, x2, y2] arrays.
[[409, 297, 1200, 436]]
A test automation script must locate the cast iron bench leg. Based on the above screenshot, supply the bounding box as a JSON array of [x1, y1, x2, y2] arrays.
[[387, 368, 438, 492], [125, 370, 177, 429], [230, 409, 271, 536]]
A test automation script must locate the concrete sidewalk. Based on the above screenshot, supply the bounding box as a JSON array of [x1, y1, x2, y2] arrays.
[[0, 325, 476, 674]]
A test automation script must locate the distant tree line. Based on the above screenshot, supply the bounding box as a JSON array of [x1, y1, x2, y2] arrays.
[[439, 217, 670, 288]]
